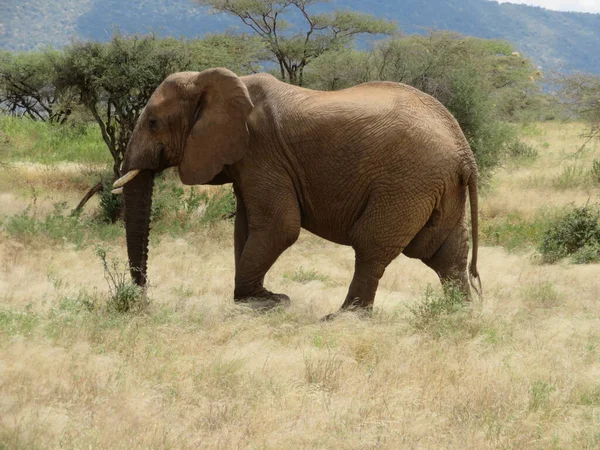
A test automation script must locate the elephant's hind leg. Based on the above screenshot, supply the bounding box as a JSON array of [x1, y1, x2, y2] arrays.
[[338, 198, 427, 313], [422, 215, 471, 297]]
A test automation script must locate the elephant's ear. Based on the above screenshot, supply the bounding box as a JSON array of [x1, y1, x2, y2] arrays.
[[179, 68, 254, 185]]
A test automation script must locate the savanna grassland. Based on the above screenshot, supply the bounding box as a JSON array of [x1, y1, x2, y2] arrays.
[[1, 119, 600, 449]]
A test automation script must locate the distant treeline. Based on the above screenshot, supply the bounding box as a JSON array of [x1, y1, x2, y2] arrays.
[[1, 21, 597, 185]]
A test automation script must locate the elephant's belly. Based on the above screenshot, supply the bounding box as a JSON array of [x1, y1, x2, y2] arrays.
[[300, 217, 353, 246]]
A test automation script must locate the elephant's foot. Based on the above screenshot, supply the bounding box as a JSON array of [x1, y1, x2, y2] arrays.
[[321, 298, 373, 321], [234, 289, 290, 311]]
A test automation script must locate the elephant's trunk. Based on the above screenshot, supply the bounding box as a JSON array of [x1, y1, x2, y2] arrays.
[[123, 170, 155, 286]]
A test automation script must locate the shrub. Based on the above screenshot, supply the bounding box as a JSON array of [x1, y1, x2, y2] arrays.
[[98, 178, 122, 224], [200, 187, 236, 224], [538, 204, 600, 263], [95, 246, 145, 313], [571, 243, 600, 264], [409, 283, 467, 332], [553, 164, 589, 190], [506, 139, 539, 161], [151, 178, 235, 234]]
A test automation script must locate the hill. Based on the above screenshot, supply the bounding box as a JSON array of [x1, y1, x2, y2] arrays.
[[1, 0, 600, 73]]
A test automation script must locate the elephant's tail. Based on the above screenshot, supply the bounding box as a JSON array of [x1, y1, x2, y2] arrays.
[[468, 172, 482, 297]]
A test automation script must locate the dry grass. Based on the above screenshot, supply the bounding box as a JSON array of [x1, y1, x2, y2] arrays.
[[1, 122, 600, 449]]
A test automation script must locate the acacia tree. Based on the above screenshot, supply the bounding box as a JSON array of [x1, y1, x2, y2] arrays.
[[199, 0, 396, 85], [557, 73, 600, 147], [0, 50, 73, 123]]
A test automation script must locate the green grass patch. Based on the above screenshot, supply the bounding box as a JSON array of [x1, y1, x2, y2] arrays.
[[529, 379, 556, 411], [283, 267, 329, 284], [577, 386, 600, 406], [0, 309, 40, 337], [2, 201, 123, 248], [0, 115, 109, 164], [522, 282, 562, 308], [552, 164, 590, 190], [481, 212, 550, 251]]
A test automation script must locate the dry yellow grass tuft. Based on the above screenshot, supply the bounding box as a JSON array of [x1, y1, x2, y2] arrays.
[[1, 122, 599, 449]]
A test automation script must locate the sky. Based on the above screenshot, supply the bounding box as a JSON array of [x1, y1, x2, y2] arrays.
[[495, 0, 600, 13]]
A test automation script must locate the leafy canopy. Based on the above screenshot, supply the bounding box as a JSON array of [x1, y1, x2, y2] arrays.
[[199, 0, 396, 85]]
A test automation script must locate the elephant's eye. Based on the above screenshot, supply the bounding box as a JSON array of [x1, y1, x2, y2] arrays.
[[148, 117, 158, 130]]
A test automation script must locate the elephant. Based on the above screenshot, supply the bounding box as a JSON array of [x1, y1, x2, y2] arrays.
[[113, 67, 481, 315]]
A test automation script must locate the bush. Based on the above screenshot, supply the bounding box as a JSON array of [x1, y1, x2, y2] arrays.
[[98, 178, 122, 224], [151, 177, 235, 234], [200, 187, 236, 224], [538, 204, 600, 263], [409, 283, 467, 332], [95, 246, 145, 313], [571, 243, 600, 264], [506, 139, 539, 161]]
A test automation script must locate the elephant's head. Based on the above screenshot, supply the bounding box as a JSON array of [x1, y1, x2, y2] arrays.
[[114, 68, 254, 286]]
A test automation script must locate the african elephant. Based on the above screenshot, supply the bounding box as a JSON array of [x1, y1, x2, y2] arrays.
[[114, 68, 481, 315]]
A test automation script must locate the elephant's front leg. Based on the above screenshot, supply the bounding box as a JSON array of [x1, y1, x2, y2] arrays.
[[233, 190, 301, 309]]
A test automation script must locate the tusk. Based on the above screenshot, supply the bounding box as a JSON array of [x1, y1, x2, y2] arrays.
[[111, 187, 123, 195], [113, 169, 140, 188]]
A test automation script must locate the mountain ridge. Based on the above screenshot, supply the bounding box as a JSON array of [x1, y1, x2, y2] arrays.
[[1, 0, 599, 73]]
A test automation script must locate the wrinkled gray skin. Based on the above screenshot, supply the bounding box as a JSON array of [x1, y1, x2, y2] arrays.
[[121, 68, 480, 316]]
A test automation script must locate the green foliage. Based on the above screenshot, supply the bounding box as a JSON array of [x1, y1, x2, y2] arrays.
[[151, 177, 235, 234], [0, 49, 75, 123], [0, 309, 39, 336], [538, 204, 600, 264], [571, 243, 600, 265], [506, 139, 539, 162], [199, 0, 395, 85], [0, 115, 108, 163], [283, 267, 329, 284], [552, 165, 590, 190], [95, 246, 145, 313], [409, 283, 467, 332], [3, 0, 600, 74], [200, 187, 236, 224], [481, 212, 550, 252], [556, 73, 600, 149], [53, 32, 264, 179], [98, 179, 122, 224], [3, 201, 122, 247]]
